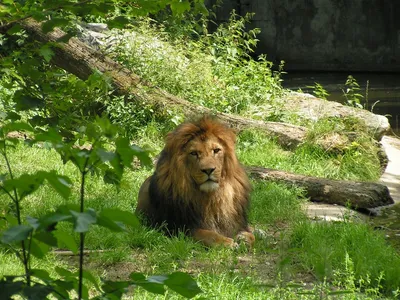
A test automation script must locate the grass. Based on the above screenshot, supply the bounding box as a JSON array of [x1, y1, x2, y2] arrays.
[[0, 9, 396, 299], [289, 221, 400, 294], [1, 133, 399, 299], [237, 128, 382, 181]]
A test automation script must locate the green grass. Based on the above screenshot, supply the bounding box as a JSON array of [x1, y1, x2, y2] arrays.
[[237, 129, 382, 181], [0, 136, 399, 299], [289, 221, 400, 295]]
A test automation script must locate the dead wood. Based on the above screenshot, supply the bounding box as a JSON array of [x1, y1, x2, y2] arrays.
[[1, 19, 393, 210], [6, 18, 307, 149], [247, 166, 394, 210]]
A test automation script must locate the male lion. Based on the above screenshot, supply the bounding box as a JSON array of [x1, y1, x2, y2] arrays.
[[136, 117, 255, 248]]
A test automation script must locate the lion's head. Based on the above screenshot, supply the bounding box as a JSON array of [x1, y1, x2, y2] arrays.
[[137, 117, 252, 246], [155, 117, 248, 200]]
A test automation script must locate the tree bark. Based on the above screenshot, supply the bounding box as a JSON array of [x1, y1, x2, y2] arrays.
[[247, 166, 394, 210], [2, 19, 393, 210], [5, 18, 306, 149]]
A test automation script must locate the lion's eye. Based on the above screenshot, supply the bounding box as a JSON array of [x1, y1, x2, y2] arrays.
[[190, 151, 198, 156], [213, 148, 221, 154]]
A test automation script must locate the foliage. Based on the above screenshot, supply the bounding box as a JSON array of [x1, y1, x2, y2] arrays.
[[237, 128, 381, 181], [289, 220, 400, 295], [0, 1, 208, 299], [0, 118, 202, 299], [0, 0, 399, 299], [107, 11, 284, 116], [1, 133, 399, 299], [343, 75, 364, 108], [307, 82, 330, 100]]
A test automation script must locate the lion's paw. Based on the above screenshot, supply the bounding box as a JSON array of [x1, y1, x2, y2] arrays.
[[235, 231, 255, 248]]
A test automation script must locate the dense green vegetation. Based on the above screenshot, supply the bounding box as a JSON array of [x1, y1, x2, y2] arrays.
[[1, 1, 399, 299]]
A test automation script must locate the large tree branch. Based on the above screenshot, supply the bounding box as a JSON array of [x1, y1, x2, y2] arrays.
[[2, 18, 394, 210], [8, 18, 306, 149], [247, 166, 393, 210]]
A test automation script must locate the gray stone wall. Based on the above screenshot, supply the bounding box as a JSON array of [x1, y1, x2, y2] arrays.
[[213, 0, 400, 72]]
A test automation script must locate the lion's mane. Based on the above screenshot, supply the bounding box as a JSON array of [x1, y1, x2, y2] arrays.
[[139, 117, 252, 238]]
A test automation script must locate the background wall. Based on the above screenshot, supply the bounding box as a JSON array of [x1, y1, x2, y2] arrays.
[[212, 0, 400, 72]]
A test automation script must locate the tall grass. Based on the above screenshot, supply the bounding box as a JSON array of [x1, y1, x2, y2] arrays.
[[1, 136, 399, 298], [237, 129, 382, 181], [289, 221, 400, 294]]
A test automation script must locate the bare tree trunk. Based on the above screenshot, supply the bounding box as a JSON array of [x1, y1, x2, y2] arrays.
[[247, 166, 394, 210]]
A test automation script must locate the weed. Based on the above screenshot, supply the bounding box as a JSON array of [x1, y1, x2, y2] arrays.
[[289, 221, 400, 295], [307, 82, 330, 100], [343, 75, 364, 108]]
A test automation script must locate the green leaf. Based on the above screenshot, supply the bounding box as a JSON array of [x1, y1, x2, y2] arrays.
[[130, 144, 152, 167], [107, 16, 130, 29], [52, 279, 74, 299], [41, 18, 69, 33], [6, 24, 23, 35], [31, 269, 52, 282], [164, 272, 202, 298], [103, 169, 121, 186], [38, 212, 73, 231], [3, 173, 45, 200], [26, 216, 40, 230], [14, 91, 44, 111], [101, 280, 130, 295], [2, 121, 34, 135], [82, 270, 100, 291], [41, 171, 72, 200], [5, 112, 21, 121], [39, 45, 55, 63], [96, 214, 124, 232], [55, 266, 73, 278], [34, 128, 63, 144], [53, 231, 78, 254], [116, 138, 152, 167], [56, 33, 74, 43], [130, 273, 166, 295], [22, 283, 53, 299], [30, 238, 51, 259], [99, 208, 140, 228], [1, 224, 33, 243], [96, 149, 116, 162], [170, 0, 191, 16], [0, 277, 24, 299], [33, 231, 58, 247], [135, 281, 165, 295], [70, 209, 97, 233]]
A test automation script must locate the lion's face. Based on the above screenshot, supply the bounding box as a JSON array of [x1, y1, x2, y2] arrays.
[[185, 135, 224, 193]]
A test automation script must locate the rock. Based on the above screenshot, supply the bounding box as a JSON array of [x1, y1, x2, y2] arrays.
[[280, 92, 390, 140]]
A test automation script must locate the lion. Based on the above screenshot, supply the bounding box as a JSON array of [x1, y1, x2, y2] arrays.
[[136, 117, 255, 248]]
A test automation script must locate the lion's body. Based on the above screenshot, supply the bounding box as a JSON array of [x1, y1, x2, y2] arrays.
[[136, 117, 254, 247]]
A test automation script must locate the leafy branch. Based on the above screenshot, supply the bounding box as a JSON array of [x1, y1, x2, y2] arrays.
[[0, 116, 202, 299]]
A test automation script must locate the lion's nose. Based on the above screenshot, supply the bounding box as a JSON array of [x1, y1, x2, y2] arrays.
[[201, 168, 216, 176]]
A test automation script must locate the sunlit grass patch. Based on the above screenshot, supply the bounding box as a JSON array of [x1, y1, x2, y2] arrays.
[[237, 129, 381, 181], [289, 220, 400, 294], [0, 130, 398, 299]]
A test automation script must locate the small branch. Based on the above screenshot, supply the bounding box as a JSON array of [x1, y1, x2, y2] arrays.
[[78, 153, 91, 300], [52, 249, 112, 256], [1, 145, 31, 286]]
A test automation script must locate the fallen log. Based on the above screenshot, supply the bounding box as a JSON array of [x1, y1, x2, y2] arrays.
[[247, 166, 394, 210], [1, 20, 394, 210], [2, 18, 307, 149]]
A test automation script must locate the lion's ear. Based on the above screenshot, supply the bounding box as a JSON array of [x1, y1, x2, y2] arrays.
[[165, 123, 198, 153]]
